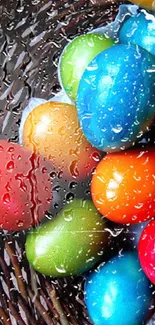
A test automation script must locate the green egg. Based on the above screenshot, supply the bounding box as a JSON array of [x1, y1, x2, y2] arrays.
[[59, 33, 115, 102], [25, 199, 108, 277]]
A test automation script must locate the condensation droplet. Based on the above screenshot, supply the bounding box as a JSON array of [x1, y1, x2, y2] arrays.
[[6, 161, 14, 172], [3, 193, 10, 204]]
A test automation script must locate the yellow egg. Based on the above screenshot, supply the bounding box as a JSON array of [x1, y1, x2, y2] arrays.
[[130, 0, 155, 11], [22, 102, 100, 180]]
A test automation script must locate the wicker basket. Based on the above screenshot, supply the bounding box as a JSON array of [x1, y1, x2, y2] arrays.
[[0, 1, 154, 324]]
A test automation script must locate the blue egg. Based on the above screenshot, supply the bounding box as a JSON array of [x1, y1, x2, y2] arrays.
[[84, 253, 152, 325], [119, 12, 155, 56], [77, 44, 155, 152]]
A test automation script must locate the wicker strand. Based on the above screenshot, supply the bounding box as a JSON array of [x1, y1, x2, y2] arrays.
[[39, 288, 60, 321], [28, 288, 54, 325], [0, 307, 11, 325], [18, 296, 38, 325], [8, 301, 27, 325], [46, 282, 70, 325], [5, 242, 27, 302]]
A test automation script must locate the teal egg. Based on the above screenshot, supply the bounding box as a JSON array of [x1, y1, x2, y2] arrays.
[[119, 12, 155, 56], [77, 44, 155, 152], [85, 253, 152, 325]]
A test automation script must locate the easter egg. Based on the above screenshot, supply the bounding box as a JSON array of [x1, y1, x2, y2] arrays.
[[85, 253, 152, 325], [130, 0, 155, 11], [91, 147, 155, 224], [26, 199, 108, 277], [139, 220, 155, 284], [59, 33, 114, 101], [77, 44, 155, 152], [119, 12, 155, 56], [22, 101, 101, 180], [0, 140, 52, 231]]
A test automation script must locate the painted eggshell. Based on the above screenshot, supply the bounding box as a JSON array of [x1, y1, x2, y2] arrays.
[[85, 252, 152, 325], [26, 199, 108, 277], [91, 147, 155, 224], [0, 140, 52, 231], [129, 0, 155, 11], [59, 33, 114, 101], [77, 44, 155, 152], [119, 12, 155, 56], [139, 219, 155, 284], [22, 101, 101, 180]]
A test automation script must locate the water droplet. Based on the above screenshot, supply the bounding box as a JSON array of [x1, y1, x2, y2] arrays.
[[17, 220, 24, 228], [50, 171, 56, 179], [112, 125, 123, 134], [58, 171, 63, 179], [64, 213, 73, 222], [69, 160, 79, 178], [66, 192, 74, 203], [92, 151, 101, 162], [6, 161, 14, 172], [8, 146, 14, 153], [53, 185, 60, 192], [69, 181, 77, 189], [55, 265, 66, 274], [105, 227, 123, 237], [54, 203, 59, 209], [3, 193, 10, 204], [42, 167, 47, 174], [134, 203, 143, 209]]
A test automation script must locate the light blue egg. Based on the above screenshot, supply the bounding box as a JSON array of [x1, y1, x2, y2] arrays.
[[77, 44, 155, 152], [84, 253, 152, 325], [119, 12, 155, 56]]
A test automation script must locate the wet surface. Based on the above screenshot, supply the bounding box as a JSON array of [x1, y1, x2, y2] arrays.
[[0, 0, 155, 324]]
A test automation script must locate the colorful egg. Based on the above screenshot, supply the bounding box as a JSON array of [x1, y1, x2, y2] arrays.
[[129, 0, 155, 11], [139, 220, 155, 284], [59, 33, 114, 101], [0, 140, 52, 231], [26, 199, 108, 277], [91, 147, 155, 224], [85, 253, 152, 325], [22, 101, 101, 180], [77, 44, 155, 152], [119, 12, 155, 56]]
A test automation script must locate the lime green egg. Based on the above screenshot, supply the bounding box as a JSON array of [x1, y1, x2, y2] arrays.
[[25, 199, 108, 277], [59, 33, 115, 101]]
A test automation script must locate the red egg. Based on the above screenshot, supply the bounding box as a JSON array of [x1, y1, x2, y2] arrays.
[[0, 140, 52, 231], [138, 220, 155, 284]]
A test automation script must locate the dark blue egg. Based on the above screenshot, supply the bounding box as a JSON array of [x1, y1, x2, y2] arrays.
[[119, 12, 155, 56], [84, 253, 152, 325], [77, 44, 155, 152]]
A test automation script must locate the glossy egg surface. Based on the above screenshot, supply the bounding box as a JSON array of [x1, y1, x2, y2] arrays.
[[119, 12, 155, 56], [26, 199, 108, 276], [59, 33, 114, 101], [91, 147, 155, 224], [22, 101, 100, 180], [129, 0, 155, 11], [0, 140, 52, 231], [85, 252, 152, 325], [77, 44, 155, 152], [139, 220, 155, 284]]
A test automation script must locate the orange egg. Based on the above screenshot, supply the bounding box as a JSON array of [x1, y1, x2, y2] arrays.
[[130, 0, 155, 11], [91, 148, 155, 224], [22, 102, 100, 180]]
